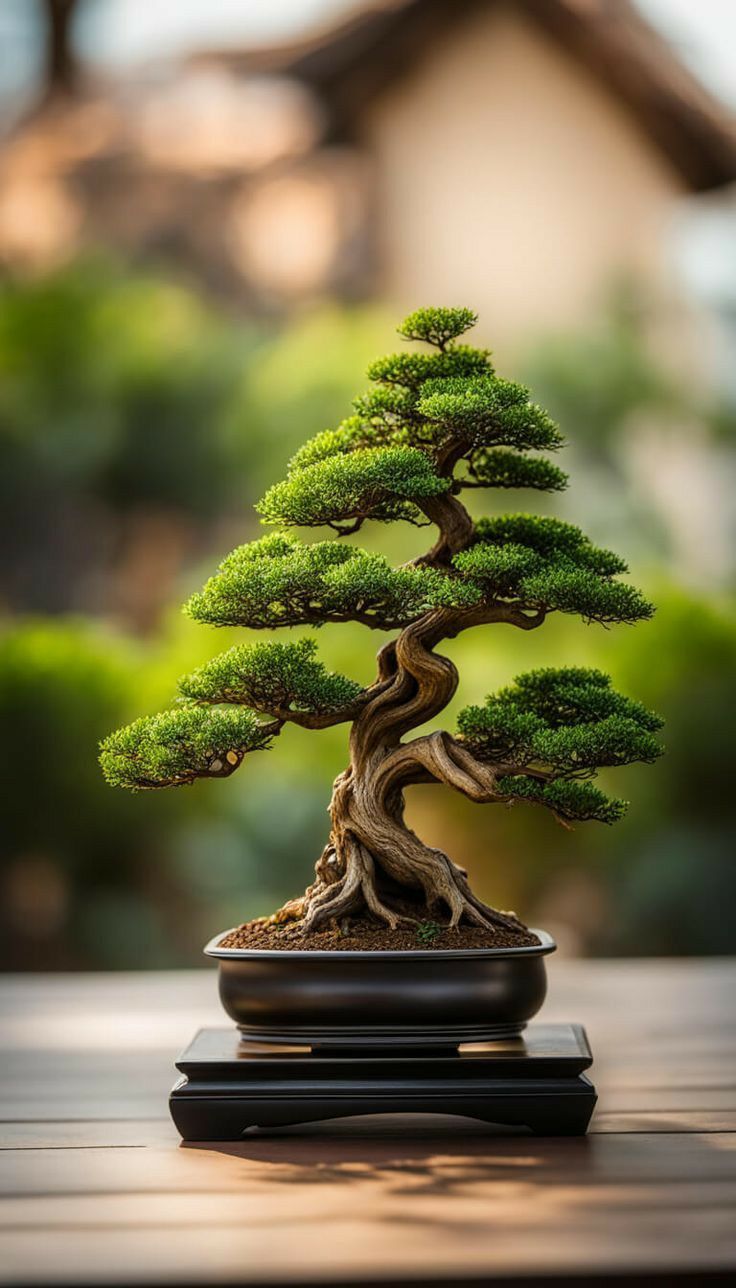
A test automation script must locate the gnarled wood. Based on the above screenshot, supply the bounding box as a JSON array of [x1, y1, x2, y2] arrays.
[[270, 489, 547, 934]]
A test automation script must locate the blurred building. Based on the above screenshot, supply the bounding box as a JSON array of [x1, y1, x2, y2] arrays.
[[215, 0, 736, 339], [0, 0, 734, 338]]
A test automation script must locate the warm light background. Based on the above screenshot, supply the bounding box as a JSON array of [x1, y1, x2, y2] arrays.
[[1, 0, 735, 967]]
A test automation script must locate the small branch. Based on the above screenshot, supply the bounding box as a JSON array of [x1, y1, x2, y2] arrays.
[[320, 609, 416, 631], [265, 679, 393, 730], [327, 518, 364, 536]]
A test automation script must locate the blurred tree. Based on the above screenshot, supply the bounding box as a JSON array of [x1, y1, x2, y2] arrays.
[[604, 588, 736, 954], [0, 263, 387, 627], [0, 614, 350, 968], [523, 285, 736, 584], [0, 619, 178, 967], [0, 259, 256, 625], [523, 287, 676, 465], [223, 307, 387, 496]]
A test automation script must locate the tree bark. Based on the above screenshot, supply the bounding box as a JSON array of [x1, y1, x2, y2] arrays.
[[273, 607, 524, 933]]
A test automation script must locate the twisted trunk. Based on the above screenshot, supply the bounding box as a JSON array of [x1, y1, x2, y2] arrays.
[[275, 608, 522, 934], [272, 490, 541, 934]]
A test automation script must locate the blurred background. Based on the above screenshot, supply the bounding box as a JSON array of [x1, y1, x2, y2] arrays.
[[1, 0, 735, 969]]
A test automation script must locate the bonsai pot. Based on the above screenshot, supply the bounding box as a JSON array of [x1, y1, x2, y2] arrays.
[[205, 929, 556, 1048]]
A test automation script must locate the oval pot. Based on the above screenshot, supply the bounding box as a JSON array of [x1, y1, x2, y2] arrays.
[[204, 928, 556, 1048]]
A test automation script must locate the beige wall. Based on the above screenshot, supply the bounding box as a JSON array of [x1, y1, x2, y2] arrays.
[[363, 3, 686, 351]]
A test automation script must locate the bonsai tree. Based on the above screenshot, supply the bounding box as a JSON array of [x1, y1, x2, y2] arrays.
[[100, 308, 662, 941]]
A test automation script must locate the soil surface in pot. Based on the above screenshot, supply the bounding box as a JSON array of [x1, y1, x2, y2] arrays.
[[219, 914, 540, 951]]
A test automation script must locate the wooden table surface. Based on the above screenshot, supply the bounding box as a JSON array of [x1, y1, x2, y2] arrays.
[[1, 960, 735, 1287]]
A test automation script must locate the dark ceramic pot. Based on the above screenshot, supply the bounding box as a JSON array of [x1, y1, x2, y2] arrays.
[[204, 928, 556, 1049]]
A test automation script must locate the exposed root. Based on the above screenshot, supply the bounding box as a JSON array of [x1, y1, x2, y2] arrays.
[[273, 827, 523, 938], [302, 837, 415, 933]]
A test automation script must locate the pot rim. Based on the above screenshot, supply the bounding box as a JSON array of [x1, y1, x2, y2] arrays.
[[204, 926, 556, 961]]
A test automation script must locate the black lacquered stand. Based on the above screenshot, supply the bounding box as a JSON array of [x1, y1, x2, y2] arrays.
[[169, 1023, 596, 1138]]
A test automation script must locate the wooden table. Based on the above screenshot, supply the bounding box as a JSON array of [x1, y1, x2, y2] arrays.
[[1, 960, 735, 1286]]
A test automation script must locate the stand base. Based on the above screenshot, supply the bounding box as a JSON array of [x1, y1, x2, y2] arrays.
[[169, 1023, 596, 1139]]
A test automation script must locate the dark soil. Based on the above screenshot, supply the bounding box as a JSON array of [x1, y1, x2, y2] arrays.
[[220, 914, 540, 952]]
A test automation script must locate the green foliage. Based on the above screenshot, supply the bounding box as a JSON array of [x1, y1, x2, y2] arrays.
[[367, 346, 492, 389], [497, 666, 663, 731], [0, 258, 246, 516], [417, 377, 564, 451], [496, 775, 626, 825], [184, 533, 354, 628], [257, 446, 449, 529], [323, 551, 481, 616], [352, 386, 419, 426], [453, 542, 545, 597], [178, 638, 361, 713], [288, 420, 378, 473], [281, 313, 566, 506], [457, 704, 545, 761], [397, 307, 478, 347], [466, 448, 568, 492], [289, 387, 423, 472], [521, 566, 654, 625], [459, 667, 661, 761], [100, 706, 275, 791], [452, 515, 652, 624], [184, 532, 478, 631], [457, 666, 662, 823], [532, 717, 661, 770], [473, 515, 628, 576]]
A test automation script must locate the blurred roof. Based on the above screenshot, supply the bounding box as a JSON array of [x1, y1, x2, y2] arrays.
[[195, 0, 736, 192]]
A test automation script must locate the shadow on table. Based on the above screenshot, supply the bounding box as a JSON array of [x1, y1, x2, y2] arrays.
[[181, 1113, 594, 1197]]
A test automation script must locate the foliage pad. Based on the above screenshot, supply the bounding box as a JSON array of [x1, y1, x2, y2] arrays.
[[100, 707, 274, 790], [257, 446, 448, 529], [458, 667, 663, 823], [178, 639, 361, 714], [184, 532, 479, 631]]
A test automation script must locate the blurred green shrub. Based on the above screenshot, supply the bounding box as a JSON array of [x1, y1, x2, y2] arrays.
[[0, 619, 180, 967], [522, 288, 676, 461], [0, 616, 351, 968], [424, 585, 736, 954], [0, 260, 385, 618], [0, 258, 244, 510], [0, 260, 249, 615]]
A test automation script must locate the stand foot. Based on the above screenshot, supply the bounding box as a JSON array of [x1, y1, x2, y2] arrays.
[[169, 1025, 597, 1139]]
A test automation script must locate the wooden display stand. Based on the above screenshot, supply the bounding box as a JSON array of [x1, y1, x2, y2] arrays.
[[170, 1023, 596, 1138]]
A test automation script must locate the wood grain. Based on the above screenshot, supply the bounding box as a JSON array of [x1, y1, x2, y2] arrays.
[[1, 961, 735, 1284]]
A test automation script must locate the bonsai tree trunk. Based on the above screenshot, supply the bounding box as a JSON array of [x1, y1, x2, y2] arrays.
[[277, 610, 521, 933]]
